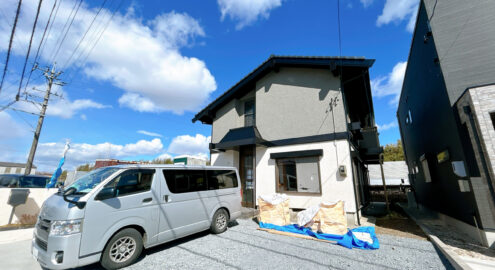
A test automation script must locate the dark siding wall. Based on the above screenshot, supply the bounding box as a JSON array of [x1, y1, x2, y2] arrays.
[[424, 0, 495, 105], [398, 2, 479, 226]]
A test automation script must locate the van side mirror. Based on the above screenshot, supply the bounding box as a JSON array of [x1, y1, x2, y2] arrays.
[[95, 187, 116, 201]]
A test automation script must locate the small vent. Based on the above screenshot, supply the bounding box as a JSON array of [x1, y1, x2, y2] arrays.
[[35, 236, 47, 251]]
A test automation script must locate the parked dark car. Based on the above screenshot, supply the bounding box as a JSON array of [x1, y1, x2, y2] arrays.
[[0, 174, 50, 188]]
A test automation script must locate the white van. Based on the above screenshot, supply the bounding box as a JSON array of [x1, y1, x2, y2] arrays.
[[32, 165, 242, 269]]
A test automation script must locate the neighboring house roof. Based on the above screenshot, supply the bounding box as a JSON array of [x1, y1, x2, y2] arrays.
[[192, 55, 375, 124], [368, 161, 409, 186], [0, 162, 36, 169]]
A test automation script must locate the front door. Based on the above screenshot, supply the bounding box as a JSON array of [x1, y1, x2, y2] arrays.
[[239, 146, 255, 207]]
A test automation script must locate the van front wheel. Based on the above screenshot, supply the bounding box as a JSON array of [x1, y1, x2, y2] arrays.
[[101, 228, 143, 270], [211, 209, 229, 234]]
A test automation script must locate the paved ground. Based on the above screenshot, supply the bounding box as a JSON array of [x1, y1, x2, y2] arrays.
[[0, 219, 454, 270]]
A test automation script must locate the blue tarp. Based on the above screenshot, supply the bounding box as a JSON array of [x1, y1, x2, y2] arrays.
[[259, 222, 379, 250]]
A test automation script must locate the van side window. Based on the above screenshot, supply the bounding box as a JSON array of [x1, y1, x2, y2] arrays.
[[207, 170, 238, 190], [105, 169, 154, 197], [163, 170, 207, 193]]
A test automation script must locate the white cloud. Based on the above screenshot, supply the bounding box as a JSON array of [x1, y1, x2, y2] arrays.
[[360, 0, 374, 8], [167, 134, 210, 157], [371, 61, 407, 105], [376, 0, 419, 32], [35, 138, 164, 170], [155, 153, 172, 160], [0, 112, 29, 139], [47, 97, 110, 118], [218, 0, 283, 30], [150, 11, 205, 48], [137, 130, 163, 138], [80, 114, 87, 120], [377, 121, 397, 131], [0, 0, 216, 114], [0, 84, 110, 119]]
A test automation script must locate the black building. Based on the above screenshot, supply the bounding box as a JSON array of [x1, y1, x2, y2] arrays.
[[398, 0, 495, 247]]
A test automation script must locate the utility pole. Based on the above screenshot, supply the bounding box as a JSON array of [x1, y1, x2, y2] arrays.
[[25, 64, 64, 175]]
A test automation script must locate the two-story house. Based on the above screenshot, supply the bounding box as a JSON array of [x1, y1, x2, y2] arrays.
[[193, 56, 381, 224]]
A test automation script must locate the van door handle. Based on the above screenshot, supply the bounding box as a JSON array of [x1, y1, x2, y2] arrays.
[[163, 195, 170, 202], [142, 198, 152, 203]]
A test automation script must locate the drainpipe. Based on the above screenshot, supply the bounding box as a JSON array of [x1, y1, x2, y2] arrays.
[[379, 153, 390, 213]]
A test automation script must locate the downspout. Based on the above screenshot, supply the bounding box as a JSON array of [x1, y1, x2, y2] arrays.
[[339, 71, 361, 226]]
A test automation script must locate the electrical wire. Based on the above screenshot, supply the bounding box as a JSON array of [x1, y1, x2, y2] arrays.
[[49, 0, 78, 60], [63, 0, 108, 69], [51, 0, 83, 64], [16, 0, 44, 101], [24, 0, 58, 94], [65, 0, 123, 85], [38, 0, 63, 65], [0, 0, 23, 95]]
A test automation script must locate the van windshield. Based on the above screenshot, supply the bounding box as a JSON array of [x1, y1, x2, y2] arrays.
[[65, 167, 120, 195]]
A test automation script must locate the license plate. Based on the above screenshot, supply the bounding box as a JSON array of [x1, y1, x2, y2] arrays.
[[32, 247, 38, 260]]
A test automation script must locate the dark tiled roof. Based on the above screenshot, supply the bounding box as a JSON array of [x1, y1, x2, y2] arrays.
[[192, 55, 375, 124]]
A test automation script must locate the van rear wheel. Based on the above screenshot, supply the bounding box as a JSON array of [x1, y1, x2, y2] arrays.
[[101, 228, 143, 270], [211, 209, 229, 234]]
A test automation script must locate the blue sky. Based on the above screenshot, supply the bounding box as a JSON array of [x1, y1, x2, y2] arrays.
[[0, 0, 418, 171]]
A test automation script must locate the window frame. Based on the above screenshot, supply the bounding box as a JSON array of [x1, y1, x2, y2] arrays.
[[163, 169, 238, 194], [100, 169, 155, 198], [420, 154, 432, 183], [244, 99, 255, 127], [275, 156, 322, 195]]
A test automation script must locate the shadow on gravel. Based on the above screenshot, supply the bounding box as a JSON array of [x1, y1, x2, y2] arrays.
[[70, 221, 241, 270]]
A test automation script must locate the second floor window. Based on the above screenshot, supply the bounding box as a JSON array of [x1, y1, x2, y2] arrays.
[[244, 100, 255, 126]]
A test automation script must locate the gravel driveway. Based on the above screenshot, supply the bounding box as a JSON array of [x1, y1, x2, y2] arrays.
[[87, 219, 453, 270]]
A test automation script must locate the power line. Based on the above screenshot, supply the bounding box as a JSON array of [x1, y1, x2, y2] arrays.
[[16, 0, 44, 101], [0, 0, 23, 95], [66, 0, 123, 85], [63, 0, 108, 69], [50, 0, 83, 64], [38, 0, 63, 65], [24, 0, 58, 94]]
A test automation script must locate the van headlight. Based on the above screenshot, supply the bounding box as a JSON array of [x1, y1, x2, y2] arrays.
[[50, 219, 82, 236]]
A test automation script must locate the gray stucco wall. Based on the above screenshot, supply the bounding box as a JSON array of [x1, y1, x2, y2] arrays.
[[211, 67, 345, 143], [424, 0, 495, 105], [255, 67, 344, 141], [211, 99, 237, 143]]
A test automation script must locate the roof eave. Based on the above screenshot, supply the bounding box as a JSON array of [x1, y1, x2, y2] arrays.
[[192, 56, 375, 124]]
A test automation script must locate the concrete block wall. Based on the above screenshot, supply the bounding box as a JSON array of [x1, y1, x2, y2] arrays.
[[457, 85, 495, 231], [0, 188, 58, 226]]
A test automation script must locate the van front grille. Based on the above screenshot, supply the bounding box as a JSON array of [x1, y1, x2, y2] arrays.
[[35, 236, 47, 251]]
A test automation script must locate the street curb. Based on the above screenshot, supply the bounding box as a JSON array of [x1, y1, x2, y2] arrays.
[[398, 204, 473, 270]]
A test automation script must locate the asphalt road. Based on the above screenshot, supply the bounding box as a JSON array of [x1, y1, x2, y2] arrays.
[[0, 219, 453, 270]]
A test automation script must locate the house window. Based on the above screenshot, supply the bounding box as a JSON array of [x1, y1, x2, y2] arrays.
[[490, 112, 495, 130], [276, 156, 321, 194], [405, 109, 413, 125], [5, 167, 11, 174], [15, 167, 21, 174], [420, 154, 431, 183], [244, 100, 255, 126]]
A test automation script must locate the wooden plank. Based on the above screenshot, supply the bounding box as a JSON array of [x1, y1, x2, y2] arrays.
[[257, 228, 337, 244]]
